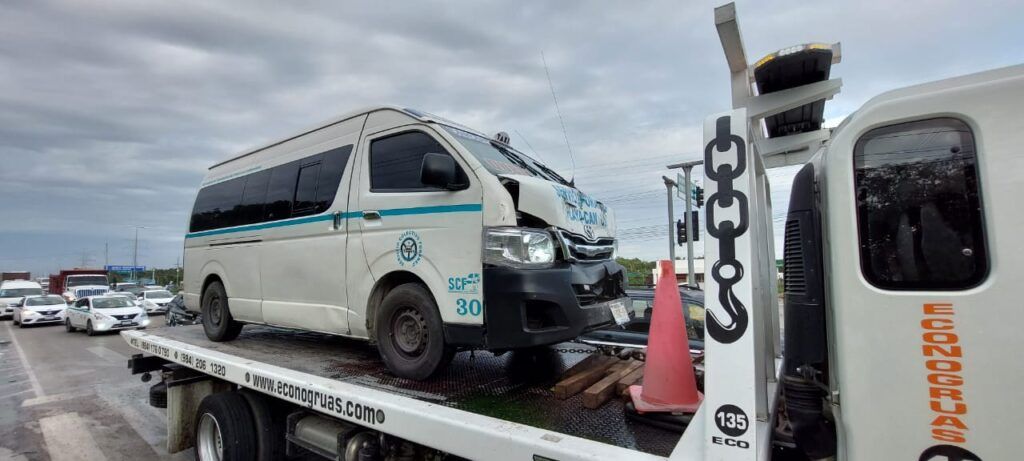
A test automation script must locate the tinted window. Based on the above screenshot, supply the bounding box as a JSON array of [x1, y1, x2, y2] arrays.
[[264, 161, 299, 221], [190, 177, 246, 232], [854, 118, 987, 290], [370, 131, 452, 191], [238, 170, 270, 225], [292, 159, 322, 216], [315, 146, 352, 212]]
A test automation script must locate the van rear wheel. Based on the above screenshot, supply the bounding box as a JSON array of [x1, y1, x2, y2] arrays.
[[202, 281, 242, 342], [376, 283, 454, 381]]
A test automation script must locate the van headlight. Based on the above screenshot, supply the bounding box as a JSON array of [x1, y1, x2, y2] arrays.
[[483, 227, 556, 268]]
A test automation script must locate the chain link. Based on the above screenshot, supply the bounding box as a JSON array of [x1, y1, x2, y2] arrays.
[[704, 115, 750, 345]]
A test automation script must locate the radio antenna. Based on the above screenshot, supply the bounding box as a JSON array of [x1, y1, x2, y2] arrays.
[[541, 51, 576, 186]]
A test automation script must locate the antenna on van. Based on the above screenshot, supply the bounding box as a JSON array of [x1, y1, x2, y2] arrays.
[[541, 51, 577, 187]]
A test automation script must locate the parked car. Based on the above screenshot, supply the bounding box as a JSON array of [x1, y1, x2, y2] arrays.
[[165, 294, 201, 326], [1, 280, 45, 320], [65, 295, 150, 336], [579, 287, 705, 352], [12, 295, 67, 327], [139, 289, 174, 314]]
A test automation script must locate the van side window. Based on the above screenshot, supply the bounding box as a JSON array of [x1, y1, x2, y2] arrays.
[[370, 131, 454, 191], [853, 117, 987, 290], [189, 144, 354, 233], [315, 146, 353, 213], [189, 176, 246, 232], [292, 157, 323, 217], [238, 170, 271, 226], [264, 161, 300, 221]]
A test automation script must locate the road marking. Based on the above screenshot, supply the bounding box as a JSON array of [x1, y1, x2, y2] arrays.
[[87, 346, 128, 363], [21, 390, 93, 408], [0, 388, 32, 400], [39, 412, 109, 461], [98, 386, 167, 452], [3, 322, 44, 398]]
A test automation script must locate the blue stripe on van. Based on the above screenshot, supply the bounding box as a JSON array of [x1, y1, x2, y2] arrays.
[[185, 203, 482, 239]]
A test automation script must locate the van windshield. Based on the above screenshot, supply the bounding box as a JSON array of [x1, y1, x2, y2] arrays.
[[443, 126, 571, 186], [0, 288, 43, 297]]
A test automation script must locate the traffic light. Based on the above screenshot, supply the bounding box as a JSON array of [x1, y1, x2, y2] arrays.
[[695, 187, 705, 207], [691, 210, 700, 241], [676, 219, 687, 245]]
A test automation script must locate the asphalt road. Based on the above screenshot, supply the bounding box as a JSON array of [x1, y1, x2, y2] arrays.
[[0, 318, 190, 461]]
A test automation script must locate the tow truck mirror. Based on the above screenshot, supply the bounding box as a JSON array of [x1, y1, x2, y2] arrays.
[[420, 153, 466, 190]]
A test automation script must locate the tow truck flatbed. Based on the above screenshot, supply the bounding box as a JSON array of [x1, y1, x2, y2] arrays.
[[122, 325, 684, 460]]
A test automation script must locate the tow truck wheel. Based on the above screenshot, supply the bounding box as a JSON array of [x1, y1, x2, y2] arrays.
[[86, 320, 96, 336], [65, 319, 76, 332], [194, 392, 257, 461], [202, 281, 242, 342], [238, 389, 285, 461], [376, 283, 454, 380]]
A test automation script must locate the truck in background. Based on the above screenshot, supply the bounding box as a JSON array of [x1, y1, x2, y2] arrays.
[[49, 269, 110, 303], [2, 271, 31, 281]]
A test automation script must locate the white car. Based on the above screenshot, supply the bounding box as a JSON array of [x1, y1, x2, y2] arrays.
[[107, 291, 143, 307], [1, 280, 45, 320], [65, 295, 150, 336], [139, 289, 174, 314], [12, 295, 67, 327]]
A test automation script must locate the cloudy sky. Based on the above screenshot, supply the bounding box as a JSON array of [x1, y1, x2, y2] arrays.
[[1, 0, 1022, 277]]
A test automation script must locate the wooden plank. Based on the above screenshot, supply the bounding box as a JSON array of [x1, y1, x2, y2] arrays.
[[558, 354, 604, 380], [616, 365, 645, 393], [583, 361, 643, 409], [551, 356, 617, 400]]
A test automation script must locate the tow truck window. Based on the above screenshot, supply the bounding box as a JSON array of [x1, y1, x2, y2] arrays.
[[853, 118, 987, 290]]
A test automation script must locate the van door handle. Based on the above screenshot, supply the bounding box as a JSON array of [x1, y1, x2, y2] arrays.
[[363, 210, 381, 220], [332, 211, 343, 229]]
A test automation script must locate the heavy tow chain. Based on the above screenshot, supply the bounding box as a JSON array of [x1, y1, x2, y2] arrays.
[[704, 115, 750, 345]]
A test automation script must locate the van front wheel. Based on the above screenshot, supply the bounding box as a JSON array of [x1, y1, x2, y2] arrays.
[[376, 284, 454, 380], [202, 281, 242, 342]]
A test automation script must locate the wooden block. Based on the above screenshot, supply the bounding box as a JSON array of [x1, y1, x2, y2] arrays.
[[558, 354, 603, 380], [607, 360, 628, 374], [583, 361, 643, 409], [552, 356, 617, 400], [616, 365, 645, 393]]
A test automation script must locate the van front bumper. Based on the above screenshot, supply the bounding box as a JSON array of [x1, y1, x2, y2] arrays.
[[444, 260, 627, 350]]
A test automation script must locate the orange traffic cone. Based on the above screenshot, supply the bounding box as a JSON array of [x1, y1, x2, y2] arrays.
[[628, 260, 703, 413]]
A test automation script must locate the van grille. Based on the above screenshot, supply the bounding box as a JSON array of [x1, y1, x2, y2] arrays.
[[553, 229, 615, 262], [783, 219, 807, 294]]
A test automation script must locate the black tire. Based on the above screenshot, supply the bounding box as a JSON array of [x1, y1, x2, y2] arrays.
[[86, 320, 96, 336], [238, 390, 286, 461], [202, 281, 242, 342], [375, 283, 454, 380], [193, 392, 257, 461], [13, 316, 20, 326], [65, 319, 76, 332]]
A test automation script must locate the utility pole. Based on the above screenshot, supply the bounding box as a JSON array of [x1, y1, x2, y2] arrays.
[[662, 176, 677, 262], [132, 226, 149, 283], [668, 160, 704, 288]]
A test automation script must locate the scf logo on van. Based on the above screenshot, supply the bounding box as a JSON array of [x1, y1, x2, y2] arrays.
[[395, 230, 423, 267], [448, 273, 480, 294]]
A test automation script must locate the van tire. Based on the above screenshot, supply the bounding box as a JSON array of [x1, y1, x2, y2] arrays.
[[202, 281, 242, 342], [376, 283, 453, 380]]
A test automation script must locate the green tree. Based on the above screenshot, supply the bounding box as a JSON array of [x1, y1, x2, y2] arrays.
[[616, 257, 656, 288]]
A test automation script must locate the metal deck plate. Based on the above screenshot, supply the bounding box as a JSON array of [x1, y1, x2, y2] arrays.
[[149, 325, 681, 456]]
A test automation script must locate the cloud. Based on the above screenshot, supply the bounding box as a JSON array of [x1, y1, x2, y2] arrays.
[[1, 0, 1022, 276]]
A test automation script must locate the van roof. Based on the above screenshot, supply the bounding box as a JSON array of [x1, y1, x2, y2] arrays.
[[209, 105, 423, 170]]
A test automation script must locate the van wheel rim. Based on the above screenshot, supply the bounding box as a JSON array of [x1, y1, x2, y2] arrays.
[[209, 297, 223, 326], [197, 412, 224, 461], [392, 308, 427, 357]]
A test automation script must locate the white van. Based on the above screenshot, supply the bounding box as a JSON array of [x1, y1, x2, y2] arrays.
[[184, 106, 629, 379]]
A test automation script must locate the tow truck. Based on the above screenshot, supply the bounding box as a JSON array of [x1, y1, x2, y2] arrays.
[[121, 4, 1021, 460]]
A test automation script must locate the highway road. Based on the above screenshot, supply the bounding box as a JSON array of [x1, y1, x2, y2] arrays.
[[0, 318, 189, 461]]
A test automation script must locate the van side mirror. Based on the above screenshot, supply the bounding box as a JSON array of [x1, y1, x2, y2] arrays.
[[420, 153, 466, 190]]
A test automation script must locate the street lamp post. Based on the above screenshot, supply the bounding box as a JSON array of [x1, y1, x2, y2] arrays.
[[668, 160, 704, 288], [662, 176, 677, 263], [132, 226, 150, 283]]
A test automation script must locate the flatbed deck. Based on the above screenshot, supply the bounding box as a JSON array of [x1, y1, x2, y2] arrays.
[[123, 324, 684, 460]]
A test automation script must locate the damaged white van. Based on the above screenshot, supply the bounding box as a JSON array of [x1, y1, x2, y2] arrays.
[[183, 106, 629, 379]]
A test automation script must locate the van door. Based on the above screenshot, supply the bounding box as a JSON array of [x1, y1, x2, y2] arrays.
[[259, 124, 361, 335], [349, 121, 483, 338]]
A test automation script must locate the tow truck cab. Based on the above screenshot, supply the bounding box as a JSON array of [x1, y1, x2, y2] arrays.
[[782, 65, 1024, 460]]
